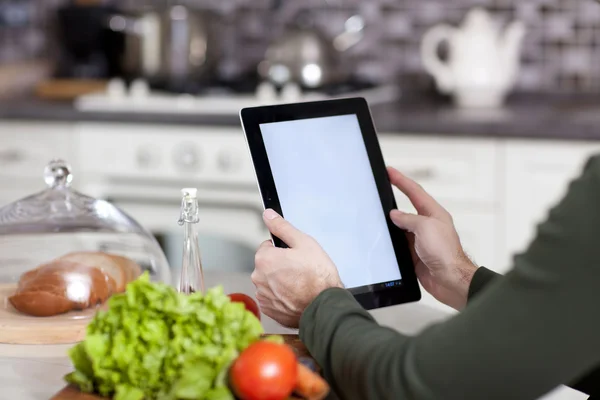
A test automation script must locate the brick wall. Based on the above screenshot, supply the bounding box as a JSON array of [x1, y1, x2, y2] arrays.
[[2, 0, 600, 93]]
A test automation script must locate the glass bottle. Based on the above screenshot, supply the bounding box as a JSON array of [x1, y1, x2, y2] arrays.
[[177, 188, 205, 294]]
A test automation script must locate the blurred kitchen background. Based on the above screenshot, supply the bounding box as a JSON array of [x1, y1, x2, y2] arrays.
[[1, 0, 600, 313]]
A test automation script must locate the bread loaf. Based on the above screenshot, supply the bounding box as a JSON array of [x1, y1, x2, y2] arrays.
[[59, 252, 124, 292], [108, 254, 143, 285], [9, 252, 142, 317], [9, 291, 73, 317], [9, 260, 114, 317]]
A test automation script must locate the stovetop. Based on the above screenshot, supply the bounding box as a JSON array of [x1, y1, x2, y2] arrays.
[[74, 78, 402, 115], [136, 72, 380, 97]]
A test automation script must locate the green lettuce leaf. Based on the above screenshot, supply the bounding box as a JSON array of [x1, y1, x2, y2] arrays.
[[65, 272, 264, 399], [205, 386, 235, 400]]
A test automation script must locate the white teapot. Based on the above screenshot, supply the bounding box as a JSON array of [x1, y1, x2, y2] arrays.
[[421, 8, 526, 108]]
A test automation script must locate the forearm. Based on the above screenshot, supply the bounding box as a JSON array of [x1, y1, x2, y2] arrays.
[[444, 257, 479, 310], [302, 273, 600, 400], [300, 289, 421, 400], [300, 155, 600, 400]]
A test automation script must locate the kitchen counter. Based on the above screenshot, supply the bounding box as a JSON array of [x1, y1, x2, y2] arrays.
[[1, 93, 600, 141], [0, 271, 589, 400]]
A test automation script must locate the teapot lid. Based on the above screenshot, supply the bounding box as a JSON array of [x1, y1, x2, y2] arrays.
[[0, 159, 148, 236], [463, 8, 496, 31]]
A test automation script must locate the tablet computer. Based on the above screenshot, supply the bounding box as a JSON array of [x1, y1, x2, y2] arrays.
[[240, 97, 420, 310]]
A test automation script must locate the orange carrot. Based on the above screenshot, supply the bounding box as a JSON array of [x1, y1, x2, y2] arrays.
[[294, 362, 330, 400]]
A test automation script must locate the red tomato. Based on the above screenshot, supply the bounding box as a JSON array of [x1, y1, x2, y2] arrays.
[[228, 293, 261, 321], [230, 341, 298, 400]]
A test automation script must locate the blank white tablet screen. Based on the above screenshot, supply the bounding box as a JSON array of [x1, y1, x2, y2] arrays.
[[259, 114, 402, 289]]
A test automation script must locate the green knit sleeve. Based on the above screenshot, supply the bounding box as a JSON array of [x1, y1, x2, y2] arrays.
[[299, 155, 600, 400]]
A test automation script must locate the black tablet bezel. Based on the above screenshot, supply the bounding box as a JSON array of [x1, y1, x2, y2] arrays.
[[240, 97, 421, 310]]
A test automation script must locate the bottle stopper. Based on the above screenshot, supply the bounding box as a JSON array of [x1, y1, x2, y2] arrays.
[[181, 188, 198, 199]]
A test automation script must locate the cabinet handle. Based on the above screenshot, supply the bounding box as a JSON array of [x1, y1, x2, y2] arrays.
[[0, 149, 24, 164], [404, 167, 435, 180]]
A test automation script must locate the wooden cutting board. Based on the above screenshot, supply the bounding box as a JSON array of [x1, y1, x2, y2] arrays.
[[0, 284, 105, 345], [51, 335, 316, 400]]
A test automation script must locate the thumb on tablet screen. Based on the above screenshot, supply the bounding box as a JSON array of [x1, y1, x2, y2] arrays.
[[263, 209, 303, 247]]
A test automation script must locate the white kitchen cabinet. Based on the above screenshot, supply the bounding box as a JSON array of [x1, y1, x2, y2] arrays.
[[452, 211, 498, 271], [379, 134, 500, 206], [0, 121, 78, 207], [501, 140, 600, 271], [76, 123, 255, 185], [0, 122, 77, 178]]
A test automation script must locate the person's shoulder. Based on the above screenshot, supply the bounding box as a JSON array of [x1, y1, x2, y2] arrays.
[[583, 154, 600, 175], [579, 154, 600, 191]]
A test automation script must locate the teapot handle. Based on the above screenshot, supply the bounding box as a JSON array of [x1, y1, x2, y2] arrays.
[[421, 24, 456, 93]]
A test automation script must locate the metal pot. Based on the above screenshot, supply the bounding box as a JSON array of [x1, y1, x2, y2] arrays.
[[259, 12, 365, 88], [109, 5, 219, 92]]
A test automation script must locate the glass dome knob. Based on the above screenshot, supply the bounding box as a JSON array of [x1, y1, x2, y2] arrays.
[[44, 160, 73, 189]]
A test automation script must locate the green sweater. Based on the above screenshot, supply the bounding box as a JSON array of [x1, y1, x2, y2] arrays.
[[299, 155, 600, 400]]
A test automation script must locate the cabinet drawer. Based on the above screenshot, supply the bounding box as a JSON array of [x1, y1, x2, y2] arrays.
[[0, 122, 75, 178], [378, 135, 498, 205]]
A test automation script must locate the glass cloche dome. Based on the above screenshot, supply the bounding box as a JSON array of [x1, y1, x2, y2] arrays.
[[0, 160, 170, 344]]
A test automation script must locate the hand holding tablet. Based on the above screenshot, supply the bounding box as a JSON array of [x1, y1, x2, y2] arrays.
[[240, 98, 421, 310], [252, 208, 345, 327]]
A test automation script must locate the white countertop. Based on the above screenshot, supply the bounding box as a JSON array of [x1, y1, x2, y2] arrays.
[[0, 272, 588, 400]]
